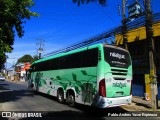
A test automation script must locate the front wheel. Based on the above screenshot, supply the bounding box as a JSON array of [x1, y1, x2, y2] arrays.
[[67, 94, 75, 107]]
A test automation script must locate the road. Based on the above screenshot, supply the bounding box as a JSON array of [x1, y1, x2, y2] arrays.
[[0, 80, 159, 120]]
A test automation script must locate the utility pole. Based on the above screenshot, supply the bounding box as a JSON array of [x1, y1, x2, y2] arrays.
[[36, 39, 44, 59], [145, 0, 158, 111], [122, 0, 128, 50]]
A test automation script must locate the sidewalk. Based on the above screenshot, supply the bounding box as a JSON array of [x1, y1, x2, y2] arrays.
[[122, 96, 160, 111]]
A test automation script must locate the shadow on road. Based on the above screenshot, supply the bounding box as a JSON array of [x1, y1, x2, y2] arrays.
[[19, 107, 129, 120], [36, 91, 127, 111], [0, 110, 117, 120], [30, 92, 128, 120], [0, 90, 35, 103], [75, 103, 127, 113], [0, 82, 129, 120], [0, 83, 10, 90], [134, 102, 151, 109], [0, 81, 34, 103], [21, 111, 108, 120]]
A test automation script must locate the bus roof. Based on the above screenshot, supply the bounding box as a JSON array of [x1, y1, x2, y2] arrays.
[[32, 43, 126, 64]]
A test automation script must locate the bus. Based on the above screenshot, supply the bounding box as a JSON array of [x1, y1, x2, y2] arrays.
[[27, 43, 132, 108]]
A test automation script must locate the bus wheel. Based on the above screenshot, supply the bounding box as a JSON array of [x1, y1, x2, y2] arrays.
[[57, 89, 65, 103], [67, 93, 75, 107]]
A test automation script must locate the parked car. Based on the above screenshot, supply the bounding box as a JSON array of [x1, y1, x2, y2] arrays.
[[0, 76, 5, 81]]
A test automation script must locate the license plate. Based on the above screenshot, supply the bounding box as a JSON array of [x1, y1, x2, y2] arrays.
[[116, 92, 124, 96]]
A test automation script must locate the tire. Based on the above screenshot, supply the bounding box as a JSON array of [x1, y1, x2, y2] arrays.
[[57, 89, 65, 103], [28, 89, 36, 95], [67, 94, 76, 107]]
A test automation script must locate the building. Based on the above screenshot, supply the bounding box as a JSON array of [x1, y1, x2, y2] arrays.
[[15, 62, 31, 82], [115, 21, 160, 99], [6, 68, 15, 81]]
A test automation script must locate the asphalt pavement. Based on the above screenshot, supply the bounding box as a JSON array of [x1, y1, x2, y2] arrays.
[[0, 80, 160, 120]]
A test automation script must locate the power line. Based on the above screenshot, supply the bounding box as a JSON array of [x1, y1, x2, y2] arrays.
[[94, 2, 120, 25], [36, 39, 45, 59], [43, 12, 160, 57]]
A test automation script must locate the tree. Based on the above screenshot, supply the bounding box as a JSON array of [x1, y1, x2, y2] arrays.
[[0, 0, 38, 69], [0, 55, 6, 69], [72, 0, 107, 6], [17, 55, 33, 64]]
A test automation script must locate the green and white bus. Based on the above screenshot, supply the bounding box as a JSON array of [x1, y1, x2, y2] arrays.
[[27, 43, 132, 108]]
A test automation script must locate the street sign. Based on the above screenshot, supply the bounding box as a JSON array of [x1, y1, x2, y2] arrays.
[[128, 2, 142, 18]]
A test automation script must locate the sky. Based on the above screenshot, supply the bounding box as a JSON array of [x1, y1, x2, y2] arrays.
[[6, 0, 160, 68]]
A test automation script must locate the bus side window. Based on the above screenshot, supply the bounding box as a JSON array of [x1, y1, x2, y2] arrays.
[[58, 56, 70, 69], [70, 52, 82, 68], [81, 48, 98, 67]]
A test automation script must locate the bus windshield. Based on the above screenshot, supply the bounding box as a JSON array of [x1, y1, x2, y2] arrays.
[[104, 47, 131, 68]]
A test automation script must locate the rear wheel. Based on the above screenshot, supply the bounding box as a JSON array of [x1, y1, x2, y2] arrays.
[[28, 83, 35, 94], [67, 93, 75, 107], [57, 89, 65, 103]]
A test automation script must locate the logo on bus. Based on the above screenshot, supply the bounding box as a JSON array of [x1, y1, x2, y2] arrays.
[[112, 82, 126, 89], [110, 52, 125, 59]]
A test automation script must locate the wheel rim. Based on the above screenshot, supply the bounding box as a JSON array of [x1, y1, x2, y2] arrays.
[[57, 90, 64, 103], [58, 93, 63, 101], [68, 95, 75, 105]]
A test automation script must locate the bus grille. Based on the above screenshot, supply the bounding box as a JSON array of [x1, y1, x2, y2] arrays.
[[111, 69, 128, 80]]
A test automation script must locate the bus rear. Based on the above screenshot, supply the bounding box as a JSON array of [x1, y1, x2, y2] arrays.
[[93, 44, 132, 108]]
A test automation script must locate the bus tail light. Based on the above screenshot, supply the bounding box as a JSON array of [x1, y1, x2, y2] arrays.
[[99, 79, 106, 97]]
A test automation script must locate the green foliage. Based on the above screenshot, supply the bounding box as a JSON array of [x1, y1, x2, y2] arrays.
[[47, 90, 51, 94], [72, 0, 107, 6], [56, 76, 62, 80], [17, 54, 33, 64], [81, 70, 88, 75], [72, 73, 77, 81], [0, 0, 38, 69], [75, 86, 80, 94], [0, 53, 6, 69], [40, 79, 46, 86]]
